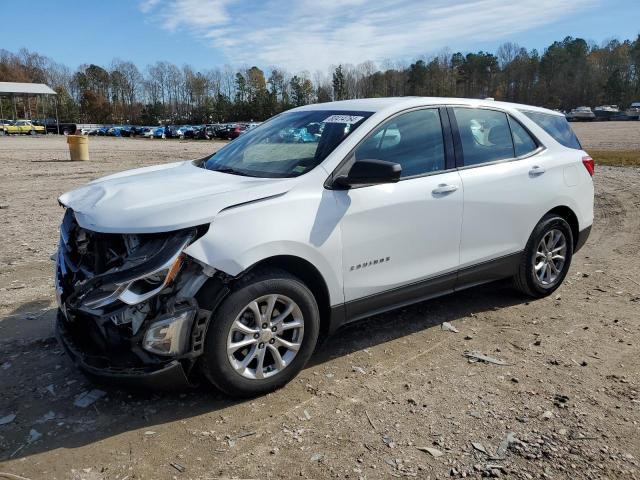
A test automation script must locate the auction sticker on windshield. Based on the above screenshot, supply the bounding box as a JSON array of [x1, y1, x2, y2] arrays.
[[323, 115, 364, 124]]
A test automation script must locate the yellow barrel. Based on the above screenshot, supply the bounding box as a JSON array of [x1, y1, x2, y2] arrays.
[[67, 135, 89, 161]]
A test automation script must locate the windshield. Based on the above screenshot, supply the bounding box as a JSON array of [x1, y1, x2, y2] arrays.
[[203, 110, 372, 178]]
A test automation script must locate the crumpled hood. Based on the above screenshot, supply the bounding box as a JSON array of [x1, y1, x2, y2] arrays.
[[58, 161, 294, 233]]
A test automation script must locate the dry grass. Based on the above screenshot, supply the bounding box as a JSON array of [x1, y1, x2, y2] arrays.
[[589, 149, 640, 167]]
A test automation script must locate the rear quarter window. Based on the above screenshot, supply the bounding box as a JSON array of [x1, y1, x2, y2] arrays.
[[521, 110, 582, 150]]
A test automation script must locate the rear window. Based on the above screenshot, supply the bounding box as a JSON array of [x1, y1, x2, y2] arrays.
[[521, 111, 582, 150]]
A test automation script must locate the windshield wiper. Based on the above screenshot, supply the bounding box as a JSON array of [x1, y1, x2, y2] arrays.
[[210, 166, 252, 176]]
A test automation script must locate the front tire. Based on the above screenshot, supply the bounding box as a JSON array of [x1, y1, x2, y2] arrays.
[[513, 214, 573, 297], [201, 269, 320, 397]]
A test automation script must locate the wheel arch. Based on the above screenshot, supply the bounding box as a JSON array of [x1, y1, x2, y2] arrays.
[[545, 205, 579, 248], [243, 255, 332, 340]]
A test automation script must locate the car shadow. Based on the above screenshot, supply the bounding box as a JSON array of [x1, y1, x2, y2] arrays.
[[0, 280, 527, 462]]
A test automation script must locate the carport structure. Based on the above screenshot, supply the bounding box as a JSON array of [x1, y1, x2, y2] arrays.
[[0, 81, 60, 133]]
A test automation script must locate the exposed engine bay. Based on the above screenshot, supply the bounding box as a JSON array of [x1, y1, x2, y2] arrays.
[[55, 208, 224, 386]]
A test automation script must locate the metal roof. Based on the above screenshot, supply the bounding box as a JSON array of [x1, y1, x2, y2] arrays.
[[0, 82, 57, 95]]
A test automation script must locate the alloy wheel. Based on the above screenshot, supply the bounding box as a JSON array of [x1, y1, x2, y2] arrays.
[[226, 294, 304, 380], [534, 228, 567, 286]]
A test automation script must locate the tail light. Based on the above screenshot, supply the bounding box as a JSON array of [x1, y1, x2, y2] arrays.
[[582, 155, 594, 177]]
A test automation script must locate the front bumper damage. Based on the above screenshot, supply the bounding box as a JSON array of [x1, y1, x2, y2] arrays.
[[54, 209, 219, 388]]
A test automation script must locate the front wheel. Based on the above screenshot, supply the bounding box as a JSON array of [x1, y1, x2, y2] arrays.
[[513, 214, 574, 297], [201, 269, 320, 397]]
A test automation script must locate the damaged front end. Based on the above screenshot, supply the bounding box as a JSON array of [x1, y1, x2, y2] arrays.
[[55, 209, 217, 388]]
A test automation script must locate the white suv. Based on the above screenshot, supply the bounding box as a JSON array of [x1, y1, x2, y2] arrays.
[[55, 97, 594, 396]]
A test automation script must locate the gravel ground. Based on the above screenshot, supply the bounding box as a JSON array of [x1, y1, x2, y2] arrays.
[[572, 121, 640, 151], [0, 132, 639, 479]]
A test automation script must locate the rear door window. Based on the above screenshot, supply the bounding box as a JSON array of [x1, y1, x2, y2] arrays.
[[508, 117, 538, 157], [452, 108, 515, 166], [520, 110, 582, 150]]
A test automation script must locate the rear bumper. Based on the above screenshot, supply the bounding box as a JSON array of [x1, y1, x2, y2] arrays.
[[56, 311, 190, 389], [575, 225, 592, 253]]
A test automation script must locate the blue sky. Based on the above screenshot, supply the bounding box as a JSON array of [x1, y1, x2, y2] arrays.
[[2, 0, 639, 74]]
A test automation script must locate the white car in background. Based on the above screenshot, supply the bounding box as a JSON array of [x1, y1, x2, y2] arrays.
[[55, 97, 594, 397]]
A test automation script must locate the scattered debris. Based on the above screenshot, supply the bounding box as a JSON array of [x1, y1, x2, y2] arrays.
[[310, 453, 324, 462], [541, 410, 554, 420], [471, 442, 489, 455], [554, 394, 570, 408], [74, 389, 106, 408], [464, 351, 508, 365], [382, 435, 396, 448], [0, 414, 16, 425], [144, 431, 157, 436], [27, 429, 42, 443], [441, 322, 459, 333], [1, 362, 11, 370], [495, 432, 518, 459], [38, 411, 55, 423], [417, 446, 443, 458], [0, 472, 32, 480], [170, 462, 186, 473], [0, 204, 9, 209], [45, 384, 55, 396], [303, 409, 311, 420], [364, 409, 377, 432], [352, 366, 367, 374]]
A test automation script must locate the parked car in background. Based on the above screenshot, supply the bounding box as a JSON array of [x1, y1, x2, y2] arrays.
[[593, 105, 621, 121], [0, 119, 13, 135], [2, 119, 46, 135], [164, 125, 177, 139], [566, 107, 595, 121], [106, 127, 124, 137], [625, 102, 640, 120], [55, 97, 593, 397], [120, 126, 133, 137], [153, 127, 165, 139], [214, 123, 237, 139], [32, 118, 77, 135], [183, 125, 201, 139], [228, 124, 248, 139], [140, 127, 154, 138]]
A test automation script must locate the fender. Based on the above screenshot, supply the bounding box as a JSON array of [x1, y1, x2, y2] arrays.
[[183, 184, 346, 306]]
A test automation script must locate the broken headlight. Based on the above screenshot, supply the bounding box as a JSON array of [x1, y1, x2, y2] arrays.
[[82, 244, 186, 309]]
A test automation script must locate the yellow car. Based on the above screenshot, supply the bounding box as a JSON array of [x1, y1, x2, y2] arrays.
[[2, 119, 46, 135]]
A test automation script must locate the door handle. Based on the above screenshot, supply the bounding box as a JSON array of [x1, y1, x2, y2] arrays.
[[529, 165, 545, 177], [432, 183, 459, 195]]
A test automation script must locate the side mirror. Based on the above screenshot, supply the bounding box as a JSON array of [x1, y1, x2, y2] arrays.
[[333, 159, 402, 189]]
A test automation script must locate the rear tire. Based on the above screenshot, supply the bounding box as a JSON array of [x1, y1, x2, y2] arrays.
[[513, 214, 574, 298], [201, 269, 320, 397]]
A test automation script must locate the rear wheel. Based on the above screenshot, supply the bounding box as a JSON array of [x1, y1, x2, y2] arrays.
[[513, 214, 573, 297], [201, 269, 319, 397]]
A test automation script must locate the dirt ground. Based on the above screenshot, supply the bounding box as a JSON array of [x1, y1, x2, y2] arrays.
[[0, 127, 639, 480]]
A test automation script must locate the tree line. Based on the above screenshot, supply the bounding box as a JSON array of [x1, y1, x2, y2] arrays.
[[1, 35, 639, 125]]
